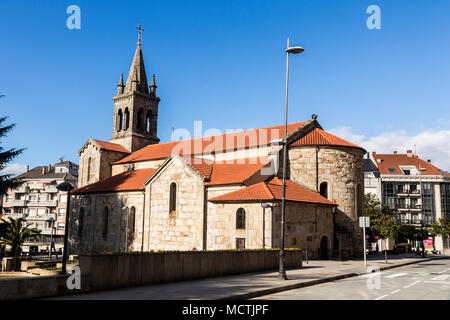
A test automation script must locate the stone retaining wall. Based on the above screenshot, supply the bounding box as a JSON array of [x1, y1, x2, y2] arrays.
[[80, 249, 303, 292]]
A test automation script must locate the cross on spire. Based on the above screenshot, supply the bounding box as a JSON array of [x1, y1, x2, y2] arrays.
[[136, 24, 144, 43]]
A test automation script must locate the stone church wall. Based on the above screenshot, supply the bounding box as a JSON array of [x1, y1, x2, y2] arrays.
[[145, 157, 205, 251], [68, 191, 144, 255], [288, 146, 365, 255]]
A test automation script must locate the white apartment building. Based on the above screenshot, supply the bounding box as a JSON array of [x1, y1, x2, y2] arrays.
[[1, 159, 78, 254], [364, 150, 450, 254]]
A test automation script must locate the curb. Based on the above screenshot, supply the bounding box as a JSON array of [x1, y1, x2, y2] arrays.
[[220, 256, 447, 300]]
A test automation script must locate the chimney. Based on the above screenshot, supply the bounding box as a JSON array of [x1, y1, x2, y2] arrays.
[[26, 165, 29, 172], [427, 159, 431, 163], [42, 167, 46, 175], [58, 158, 63, 163], [393, 151, 397, 154], [372, 152, 376, 155], [407, 150, 413, 157]]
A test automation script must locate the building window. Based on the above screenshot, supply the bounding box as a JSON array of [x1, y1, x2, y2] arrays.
[[29, 195, 36, 202], [57, 223, 64, 231], [58, 208, 66, 216], [146, 110, 152, 134], [129, 206, 136, 234], [102, 207, 109, 239], [383, 182, 396, 209], [37, 208, 45, 216], [236, 208, 246, 229], [5, 195, 12, 202], [124, 108, 130, 130], [319, 182, 328, 199], [79, 208, 84, 239], [441, 183, 450, 219], [87, 157, 92, 182], [169, 183, 177, 213], [388, 168, 396, 173], [117, 109, 123, 131], [402, 169, 411, 175], [60, 194, 67, 203], [28, 208, 36, 216], [236, 238, 245, 250], [38, 195, 47, 202], [422, 182, 435, 226]]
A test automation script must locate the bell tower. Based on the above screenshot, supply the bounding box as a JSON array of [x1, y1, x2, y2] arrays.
[[110, 26, 160, 152]]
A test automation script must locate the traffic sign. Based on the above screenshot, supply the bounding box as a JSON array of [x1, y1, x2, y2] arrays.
[[359, 216, 370, 228]]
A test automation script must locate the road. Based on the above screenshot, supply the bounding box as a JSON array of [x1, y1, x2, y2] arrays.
[[256, 258, 450, 300]]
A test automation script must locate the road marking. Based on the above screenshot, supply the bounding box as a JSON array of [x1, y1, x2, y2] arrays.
[[431, 274, 450, 281], [360, 272, 383, 278], [391, 289, 401, 294], [374, 294, 388, 300], [436, 268, 450, 274], [403, 281, 420, 289], [424, 281, 450, 284], [385, 272, 408, 279]]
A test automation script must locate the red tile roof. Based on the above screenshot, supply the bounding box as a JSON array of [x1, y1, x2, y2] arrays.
[[290, 128, 364, 150], [209, 177, 336, 205], [207, 157, 270, 186], [93, 140, 130, 154], [72, 168, 155, 194], [114, 121, 308, 164], [372, 153, 449, 176]]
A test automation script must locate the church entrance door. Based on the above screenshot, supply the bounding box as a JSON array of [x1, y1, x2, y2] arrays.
[[320, 236, 329, 259]]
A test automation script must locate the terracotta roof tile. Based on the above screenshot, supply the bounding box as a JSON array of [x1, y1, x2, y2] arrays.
[[290, 128, 363, 150], [372, 153, 450, 176], [93, 140, 130, 154], [72, 168, 155, 194], [114, 121, 308, 164], [207, 157, 269, 186], [209, 177, 336, 205]]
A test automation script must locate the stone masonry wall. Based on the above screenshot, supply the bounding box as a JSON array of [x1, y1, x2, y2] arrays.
[[289, 146, 365, 255], [145, 157, 205, 251], [68, 191, 144, 255]]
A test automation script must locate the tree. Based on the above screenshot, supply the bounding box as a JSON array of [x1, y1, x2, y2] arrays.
[[365, 193, 400, 262], [0, 218, 40, 270], [430, 217, 450, 252], [0, 94, 25, 196], [397, 224, 417, 243]]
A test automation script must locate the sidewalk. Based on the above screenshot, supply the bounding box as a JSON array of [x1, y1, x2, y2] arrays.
[[50, 254, 446, 300]]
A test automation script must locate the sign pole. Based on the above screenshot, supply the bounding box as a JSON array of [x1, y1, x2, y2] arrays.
[[363, 223, 367, 268]]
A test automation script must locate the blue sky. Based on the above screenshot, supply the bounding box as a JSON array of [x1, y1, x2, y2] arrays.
[[1, 0, 449, 172]]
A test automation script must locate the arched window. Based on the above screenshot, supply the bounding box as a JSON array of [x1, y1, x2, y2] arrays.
[[137, 108, 144, 131], [236, 208, 246, 229], [129, 206, 136, 235], [117, 109, 123, 131], [102, 207, 109, 239], [146, 110, 152, 134], [78, 208, 84, 239], [87, 157, 92, 182], [124, 108, 130, 130], [320, 182, 328, 199], [169, 182, 177, 213]]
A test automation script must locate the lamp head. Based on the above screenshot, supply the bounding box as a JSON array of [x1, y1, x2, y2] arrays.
[[56, 182, 74, 192], [286, 46, 304, 54]]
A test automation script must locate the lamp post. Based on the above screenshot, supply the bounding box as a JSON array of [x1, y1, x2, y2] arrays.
[[56, 182, 74, 274], [420, 219, 425, 258], [280, 38, 304, 280], [47, 216, 55, 261]]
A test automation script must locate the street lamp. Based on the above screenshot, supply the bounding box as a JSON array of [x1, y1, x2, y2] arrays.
[[56, 181, 74, 274], [46, 216, 55, 261], [420, 219, 425, 258], [280, 38, 304, 280]]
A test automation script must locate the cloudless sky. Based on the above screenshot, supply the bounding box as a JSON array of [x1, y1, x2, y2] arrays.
[[1, 0, 449, 169]]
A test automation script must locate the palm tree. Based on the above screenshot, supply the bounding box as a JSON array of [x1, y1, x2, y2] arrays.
[[0, 217, 40, 270]]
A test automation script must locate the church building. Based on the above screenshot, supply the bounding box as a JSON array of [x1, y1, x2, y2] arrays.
[[68, 34, 366, 259]]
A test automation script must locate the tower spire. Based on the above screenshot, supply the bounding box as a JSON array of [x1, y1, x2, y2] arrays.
[[117, 73, 124, 95], [124, 25, 148, 94], [150, 74, 157, 96]]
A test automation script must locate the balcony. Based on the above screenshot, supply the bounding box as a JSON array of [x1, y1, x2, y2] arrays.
[[27, 200, 58, 207], [11, 200, 26, 207], [14, 186, 29, 193], [43, 186, 58, 193]]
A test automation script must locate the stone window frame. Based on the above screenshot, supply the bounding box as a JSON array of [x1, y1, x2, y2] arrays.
[[169, 182, 177, 213], [236, 237, 246, 249], [319, 182, 328, 199], [87, 157, 92, 182], [146, 110, 152, 135], [129, 206, 136, 235], [236, 207, 246, 230], [319, 180, 332, 200]]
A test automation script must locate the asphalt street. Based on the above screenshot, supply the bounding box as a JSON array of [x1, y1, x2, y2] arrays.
[[256, 258, 450, 300]]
